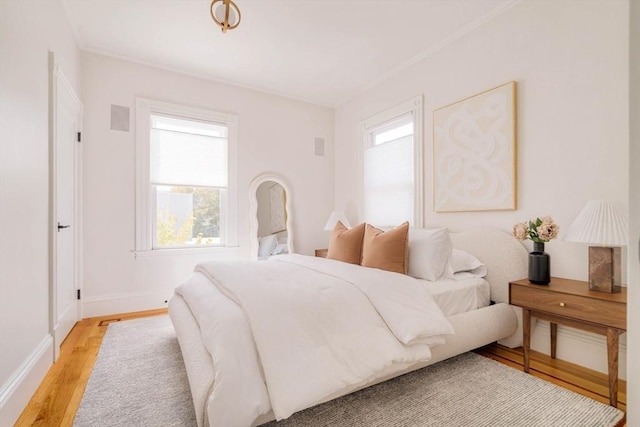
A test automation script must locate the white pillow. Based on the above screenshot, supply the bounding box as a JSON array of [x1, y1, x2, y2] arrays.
[[407, 227, 453, 281], [446, 249, 487, 279], [258, 235, 278, 258], [272, 243, 289, 255]]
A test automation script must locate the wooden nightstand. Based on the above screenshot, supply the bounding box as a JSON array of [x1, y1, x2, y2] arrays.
[[509, 277, 627, 407], [315, 248, 328, 258]]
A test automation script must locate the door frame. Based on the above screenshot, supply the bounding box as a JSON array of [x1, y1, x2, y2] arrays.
[[48, 52, 83, 360]]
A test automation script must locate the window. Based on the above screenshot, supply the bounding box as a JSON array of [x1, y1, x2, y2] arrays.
[[136, 99, 238, 252], [360, 96, 423, 227]]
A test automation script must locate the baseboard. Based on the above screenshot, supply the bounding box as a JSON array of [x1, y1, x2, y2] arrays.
[[0, 334, 53, 427], [82, 290, 174, 318], [530, 320, 627, 379]]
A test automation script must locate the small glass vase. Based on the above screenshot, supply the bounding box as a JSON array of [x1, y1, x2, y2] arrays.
[[528, 241, 550, 285]]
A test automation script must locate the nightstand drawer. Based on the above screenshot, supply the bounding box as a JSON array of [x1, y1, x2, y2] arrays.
[[510, 285, 625, 330], [315, 248, 328, 258]]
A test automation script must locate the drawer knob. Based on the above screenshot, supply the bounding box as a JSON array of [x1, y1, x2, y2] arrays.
[[559, 302, 566, 307]]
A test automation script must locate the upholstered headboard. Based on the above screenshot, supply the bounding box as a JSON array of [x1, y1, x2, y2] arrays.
[[450, 228, 528, 348], [450, 228, 527, 303]]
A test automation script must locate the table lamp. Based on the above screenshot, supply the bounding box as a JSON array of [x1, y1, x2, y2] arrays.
[[563, 200, 628, 293], [324, 211, 351, 231]]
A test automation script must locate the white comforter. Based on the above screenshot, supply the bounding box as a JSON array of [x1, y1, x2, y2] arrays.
[[175, 254, 454, 426]]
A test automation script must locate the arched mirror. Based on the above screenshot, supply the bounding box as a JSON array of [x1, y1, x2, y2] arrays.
[[249, 174, 294, 260]]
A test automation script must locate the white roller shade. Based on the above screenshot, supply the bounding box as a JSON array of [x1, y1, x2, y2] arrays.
[[359, 97, 423, 229], [150, 114, 228, 188], [364, 134, 414, 226]]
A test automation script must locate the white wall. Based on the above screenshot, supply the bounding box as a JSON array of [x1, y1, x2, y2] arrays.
[[0, 1, 81, 425], [334, 1, 629, 377], [81, 52, 334, 316]]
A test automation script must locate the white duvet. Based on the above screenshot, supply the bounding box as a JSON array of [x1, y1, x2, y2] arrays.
[[175, 254, 454, 427]]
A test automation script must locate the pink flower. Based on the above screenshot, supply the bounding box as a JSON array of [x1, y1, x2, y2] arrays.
[[512, 216, 560, 243], [541, 215, 554, 224], [537, 222, 559, 241], [512, 222, 528, 240]]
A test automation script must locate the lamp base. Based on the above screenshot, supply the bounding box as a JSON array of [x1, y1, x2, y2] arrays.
[[588, 246, 621, 293]]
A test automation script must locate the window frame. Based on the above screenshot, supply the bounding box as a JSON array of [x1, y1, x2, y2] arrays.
[[358, 96, 424, 228], [135, 98, 238, 254]]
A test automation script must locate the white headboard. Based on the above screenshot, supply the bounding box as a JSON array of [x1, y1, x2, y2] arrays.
[[450, 228, 527, 348], [450, 228, 528, 305]]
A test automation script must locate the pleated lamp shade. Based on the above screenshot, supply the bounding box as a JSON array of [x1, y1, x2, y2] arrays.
[[324, 211, 351, 231], [563, 200, 628, 246]]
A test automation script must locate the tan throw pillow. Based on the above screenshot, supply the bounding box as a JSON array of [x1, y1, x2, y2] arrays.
[[362, 222, 410, 274], [327, 221, 365, 264]]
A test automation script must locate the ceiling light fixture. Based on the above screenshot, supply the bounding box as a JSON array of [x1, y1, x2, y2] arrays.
[[210, 0, 241, 33]]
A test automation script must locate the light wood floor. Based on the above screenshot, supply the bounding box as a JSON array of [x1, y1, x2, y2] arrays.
[[15, 309, 168, 426], [16, 309, 626, 426], [475, 344, 626, 413]]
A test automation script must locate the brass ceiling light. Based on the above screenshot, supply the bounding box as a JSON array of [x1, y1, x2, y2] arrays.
[[210, 0, 241, 33]]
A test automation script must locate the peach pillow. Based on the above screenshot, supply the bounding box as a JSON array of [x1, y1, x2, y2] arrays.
[[361, 222, 409, 274], [327, 221, 365, 264]]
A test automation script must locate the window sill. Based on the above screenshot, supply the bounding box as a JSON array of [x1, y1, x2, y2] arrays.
[[133, 245, 241, 258]]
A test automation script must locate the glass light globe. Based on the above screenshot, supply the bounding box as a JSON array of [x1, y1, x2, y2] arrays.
[[214, 2, 238, 26]]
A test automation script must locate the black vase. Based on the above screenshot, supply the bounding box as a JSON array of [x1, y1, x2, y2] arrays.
[[528, 242, 550, 285]]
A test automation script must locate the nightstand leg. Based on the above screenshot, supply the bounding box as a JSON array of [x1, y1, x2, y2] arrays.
[[550, 323, 557, 359], [606, 328, 619, 407], [523, 308, 531, 373]]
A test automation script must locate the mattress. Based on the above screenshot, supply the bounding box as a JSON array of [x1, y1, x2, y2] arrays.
[[420, 277, 490, 317]]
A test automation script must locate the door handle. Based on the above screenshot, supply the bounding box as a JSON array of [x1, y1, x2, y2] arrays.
[[57, 222, 70, 231]]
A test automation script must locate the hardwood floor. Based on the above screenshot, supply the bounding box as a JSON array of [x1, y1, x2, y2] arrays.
[[15, 310, 626, 426], [475, 343, 627, 413], [15, 309, 167, 426]]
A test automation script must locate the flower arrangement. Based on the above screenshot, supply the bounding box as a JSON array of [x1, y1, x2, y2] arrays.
[[512, 216, 559, 243]]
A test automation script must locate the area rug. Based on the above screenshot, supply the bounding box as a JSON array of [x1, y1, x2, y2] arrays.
[[73, 316, 197, 427], [74, 315, 624, 427]]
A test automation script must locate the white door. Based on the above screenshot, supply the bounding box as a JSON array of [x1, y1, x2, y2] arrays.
[[51, 59, 82, 358]]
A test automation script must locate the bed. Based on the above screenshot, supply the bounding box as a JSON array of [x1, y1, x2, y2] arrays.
[[169, 228, 528, 427]]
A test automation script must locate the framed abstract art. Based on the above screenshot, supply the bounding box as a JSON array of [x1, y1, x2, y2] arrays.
[[433, 81, 517, 212]]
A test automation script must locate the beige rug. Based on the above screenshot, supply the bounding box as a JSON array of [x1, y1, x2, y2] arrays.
[[74, 315, 624, 427]]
